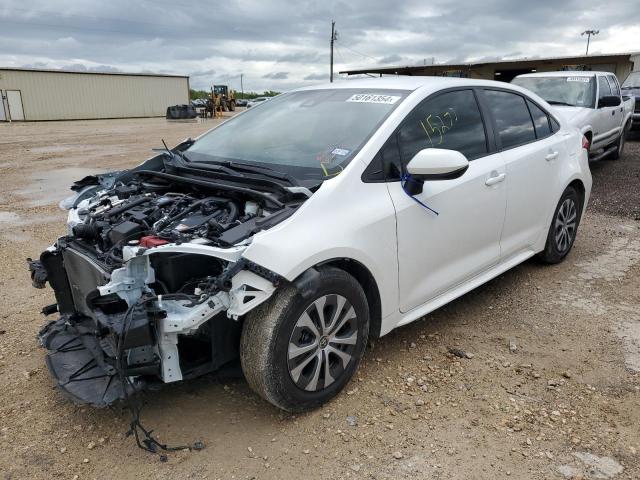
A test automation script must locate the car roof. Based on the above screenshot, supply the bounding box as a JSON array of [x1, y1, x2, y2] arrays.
[[293, 76, 530, 94], [514, 71, 611, 79]]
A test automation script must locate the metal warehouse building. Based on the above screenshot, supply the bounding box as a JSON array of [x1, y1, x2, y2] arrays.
[[341, 52, 640, 83], [0, 68, 189, 121]]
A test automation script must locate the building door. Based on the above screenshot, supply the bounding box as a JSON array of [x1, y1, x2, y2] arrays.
[[0, 91, 6, 121], [6, 90, 25, 121]]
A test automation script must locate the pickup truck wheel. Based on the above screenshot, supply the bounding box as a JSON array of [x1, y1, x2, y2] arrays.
[[610, 131, 625, 160], [537, 186, 581, 264], [240, 267, 369, 412]]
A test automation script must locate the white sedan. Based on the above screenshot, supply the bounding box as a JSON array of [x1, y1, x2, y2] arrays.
[[33, 77, 591, 413], [246, 96, 271, 107]]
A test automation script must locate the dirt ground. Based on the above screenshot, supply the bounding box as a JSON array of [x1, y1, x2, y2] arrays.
[[0, 118, 638, 480]]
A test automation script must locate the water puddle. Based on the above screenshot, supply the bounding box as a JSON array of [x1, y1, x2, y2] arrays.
[[15, 167, 107, 207], [0, 211, 20, 223], [29, 145, 75, 154], [0, 209, 66, 243]]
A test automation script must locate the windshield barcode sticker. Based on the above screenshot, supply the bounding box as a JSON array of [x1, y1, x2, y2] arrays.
[[566, 77, 591, 83], [346, 94, 401, 104], [331, 147, 350, 156]]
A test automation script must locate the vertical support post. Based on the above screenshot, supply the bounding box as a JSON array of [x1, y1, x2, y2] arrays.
[[330, 20, 336, 83]]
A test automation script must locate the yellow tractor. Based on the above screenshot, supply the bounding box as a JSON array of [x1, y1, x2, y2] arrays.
[[211, 85, 236, 112]]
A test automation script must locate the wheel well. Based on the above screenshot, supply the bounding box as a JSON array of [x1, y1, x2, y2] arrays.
[[584, 130, 593, 144], [568, 179, 586, 212], [318, 259, 383, 339]]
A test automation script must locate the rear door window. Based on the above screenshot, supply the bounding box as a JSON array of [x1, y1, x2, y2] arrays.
[[484, 90, 536, 149], [607, 75, 621, 97], [598, 75, 612, 98]]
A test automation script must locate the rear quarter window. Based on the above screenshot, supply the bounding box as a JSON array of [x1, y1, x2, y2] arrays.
[[526, 100, 553, 139]]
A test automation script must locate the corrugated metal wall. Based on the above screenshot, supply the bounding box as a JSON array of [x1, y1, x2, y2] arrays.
[[0, 69, 189, 121]]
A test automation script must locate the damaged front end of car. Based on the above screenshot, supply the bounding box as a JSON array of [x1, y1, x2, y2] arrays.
[[27, 151, 306, 407]]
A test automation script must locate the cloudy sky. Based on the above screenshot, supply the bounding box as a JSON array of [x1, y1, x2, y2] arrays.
[[0, 0, 638, 92]]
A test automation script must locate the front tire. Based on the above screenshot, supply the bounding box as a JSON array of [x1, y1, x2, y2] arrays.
[[240, 267, 369, 412], [537, 186, 582, 264]]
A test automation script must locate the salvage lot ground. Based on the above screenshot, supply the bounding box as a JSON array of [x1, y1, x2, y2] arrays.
[[0, 118, 639, 480]]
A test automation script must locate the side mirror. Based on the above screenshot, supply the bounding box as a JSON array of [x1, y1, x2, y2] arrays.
[[598, 95, 621, 108], [406, 148, 469, 181]]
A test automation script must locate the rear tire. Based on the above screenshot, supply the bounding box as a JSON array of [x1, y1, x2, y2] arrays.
[[537, 186, 582, 264], [240, 267, 369, 412]]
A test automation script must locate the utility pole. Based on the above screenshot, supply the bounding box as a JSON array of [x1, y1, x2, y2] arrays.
[[581, 29, 599, 55], [240, 73, 244, 99], [330, 20, 336, 82]]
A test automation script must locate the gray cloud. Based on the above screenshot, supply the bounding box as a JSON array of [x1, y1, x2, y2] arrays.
[[379, 54, 403, 64], [304, 72, 328, 81], [0, 0, 636, 92], [262, 71, 289, 80]]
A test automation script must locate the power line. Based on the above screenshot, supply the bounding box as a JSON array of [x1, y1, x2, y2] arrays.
[[338, 43, 378, 62], [334, 44, 346, 65]]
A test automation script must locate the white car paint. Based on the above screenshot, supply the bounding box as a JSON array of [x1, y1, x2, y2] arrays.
[[240, 77, 592, 336], [512, 71, 635, 154], [65, 77, 591, 383]]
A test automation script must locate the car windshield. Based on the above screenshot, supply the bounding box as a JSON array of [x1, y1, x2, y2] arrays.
[[186, 88, 408, 183], [512, 76, 596, 107], [622, 71, 640, 88]]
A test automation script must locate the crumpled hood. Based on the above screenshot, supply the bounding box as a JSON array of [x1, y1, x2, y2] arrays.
[[549, 105, 593, 131]]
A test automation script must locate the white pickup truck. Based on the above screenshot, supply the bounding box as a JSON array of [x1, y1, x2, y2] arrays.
[[512, 71, 635, 161]]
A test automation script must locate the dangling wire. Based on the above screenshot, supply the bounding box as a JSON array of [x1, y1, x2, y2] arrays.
[[116, 299, 204, 461], [400, 173, 439, 216]]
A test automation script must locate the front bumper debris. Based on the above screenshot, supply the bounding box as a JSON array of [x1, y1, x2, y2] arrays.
[[31, 240, 278, 407], [39, 317, 143, 406]]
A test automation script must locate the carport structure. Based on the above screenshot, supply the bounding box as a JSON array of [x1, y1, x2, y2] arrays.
[[341, 52, 640, 83]]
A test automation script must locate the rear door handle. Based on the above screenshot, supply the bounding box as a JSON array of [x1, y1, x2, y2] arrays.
[[545, 151, 559, 161], [485, 172, 506, 186]]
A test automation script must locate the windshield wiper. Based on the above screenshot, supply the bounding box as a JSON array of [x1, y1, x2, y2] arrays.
[[547, 100, 573, 106], [200, 159, 300, 186]]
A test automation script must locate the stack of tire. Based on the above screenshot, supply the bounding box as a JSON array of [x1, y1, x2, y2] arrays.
[[166, 104, 198, 120]]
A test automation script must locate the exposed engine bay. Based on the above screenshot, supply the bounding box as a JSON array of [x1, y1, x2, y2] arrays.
[[28, 147, 309, 408]]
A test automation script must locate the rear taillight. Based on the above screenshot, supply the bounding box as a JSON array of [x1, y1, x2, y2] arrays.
[[582, 135, 590, 150]]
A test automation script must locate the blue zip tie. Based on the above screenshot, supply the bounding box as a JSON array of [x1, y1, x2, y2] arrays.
[[400, 174, 439, 216]]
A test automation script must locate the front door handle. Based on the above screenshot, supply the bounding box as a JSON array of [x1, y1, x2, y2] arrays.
[[485, 172, 506, 186], [545, 151, 559, 161]]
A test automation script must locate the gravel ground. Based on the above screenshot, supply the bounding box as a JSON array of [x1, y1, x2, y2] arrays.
[[0, 118, 638, 480]]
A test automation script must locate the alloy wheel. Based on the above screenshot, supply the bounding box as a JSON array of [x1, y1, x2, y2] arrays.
[[287, 294, 358, 392], [554, 197, 577, 253]]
